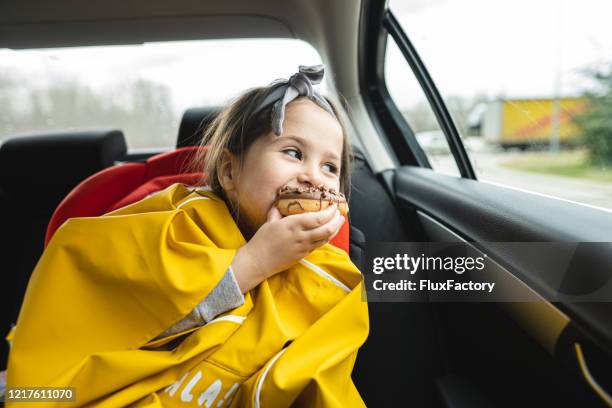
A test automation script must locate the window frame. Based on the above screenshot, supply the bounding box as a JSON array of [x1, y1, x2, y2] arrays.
[[358, 0, 476, 179]]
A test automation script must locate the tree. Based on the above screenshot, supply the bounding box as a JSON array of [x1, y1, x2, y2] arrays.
[[0, 72, 19, 138], [573, 65, 612, 166], [0, 68, 178, 149]]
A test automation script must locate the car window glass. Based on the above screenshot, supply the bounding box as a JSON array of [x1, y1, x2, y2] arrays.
[[0, 39, 322, 149], [384, 35, 461, 177], [390, 0, 612, 210]]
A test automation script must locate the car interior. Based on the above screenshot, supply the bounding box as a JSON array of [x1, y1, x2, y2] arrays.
[[2, 0, 612, 407]]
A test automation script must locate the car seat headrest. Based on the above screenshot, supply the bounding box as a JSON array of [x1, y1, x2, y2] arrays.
[[0, 130, 127, 202], [177, 107, 222, 148]]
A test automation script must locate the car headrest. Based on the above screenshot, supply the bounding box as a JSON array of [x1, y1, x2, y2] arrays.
[[177, 107, 221, 148], [0, 130, 127, 203]]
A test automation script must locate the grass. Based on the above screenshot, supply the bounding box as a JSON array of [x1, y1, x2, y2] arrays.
[[500, 149, 612, 183]]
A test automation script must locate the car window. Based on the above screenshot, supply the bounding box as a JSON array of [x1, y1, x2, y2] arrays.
[[390, 0, 612, 210], [0, 39, 322, 149], [384, 35, 461, 177]]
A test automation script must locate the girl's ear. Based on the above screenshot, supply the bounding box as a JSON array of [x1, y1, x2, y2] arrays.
[[217, 148, 238, 191]]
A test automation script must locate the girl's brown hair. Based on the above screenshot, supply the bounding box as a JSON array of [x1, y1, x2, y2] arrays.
[[190, 82, 353, 206]]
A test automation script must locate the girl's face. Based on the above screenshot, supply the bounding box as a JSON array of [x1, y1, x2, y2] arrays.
[[221, 98, 344, 238]]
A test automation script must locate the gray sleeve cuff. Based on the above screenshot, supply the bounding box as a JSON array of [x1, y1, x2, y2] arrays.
[[196, 265, 245, 322], [154, 266, 244, 340]]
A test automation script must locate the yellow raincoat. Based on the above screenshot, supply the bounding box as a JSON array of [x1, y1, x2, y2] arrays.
[[6, 183, 369, 407]]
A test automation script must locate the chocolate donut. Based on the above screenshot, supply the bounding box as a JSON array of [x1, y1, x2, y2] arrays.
[[275, 185, 348, 216]]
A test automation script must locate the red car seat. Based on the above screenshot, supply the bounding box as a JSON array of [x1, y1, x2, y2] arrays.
[[45, 146, 350, 254]]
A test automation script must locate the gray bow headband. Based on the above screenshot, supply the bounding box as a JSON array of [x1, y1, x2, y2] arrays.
[[253, 64, 337, 136]]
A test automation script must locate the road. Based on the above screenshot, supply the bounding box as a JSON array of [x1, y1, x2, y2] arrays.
[[432, 150, 612, 211]]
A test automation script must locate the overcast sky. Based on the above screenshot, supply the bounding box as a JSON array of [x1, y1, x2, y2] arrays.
[[389, 0, 612, 106], [1, 0, 612, 112]]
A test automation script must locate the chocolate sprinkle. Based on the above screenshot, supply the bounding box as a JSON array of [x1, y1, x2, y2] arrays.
[[276, 185, 346, 202]]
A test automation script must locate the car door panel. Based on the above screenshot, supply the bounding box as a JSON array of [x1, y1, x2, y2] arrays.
[[393, 166, 612, 407]]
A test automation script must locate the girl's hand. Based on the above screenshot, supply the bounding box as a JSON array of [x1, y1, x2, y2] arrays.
[[231, 203, 345, 293]]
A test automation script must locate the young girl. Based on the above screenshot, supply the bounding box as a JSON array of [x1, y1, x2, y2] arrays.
[[7, 65, 369, 407]]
